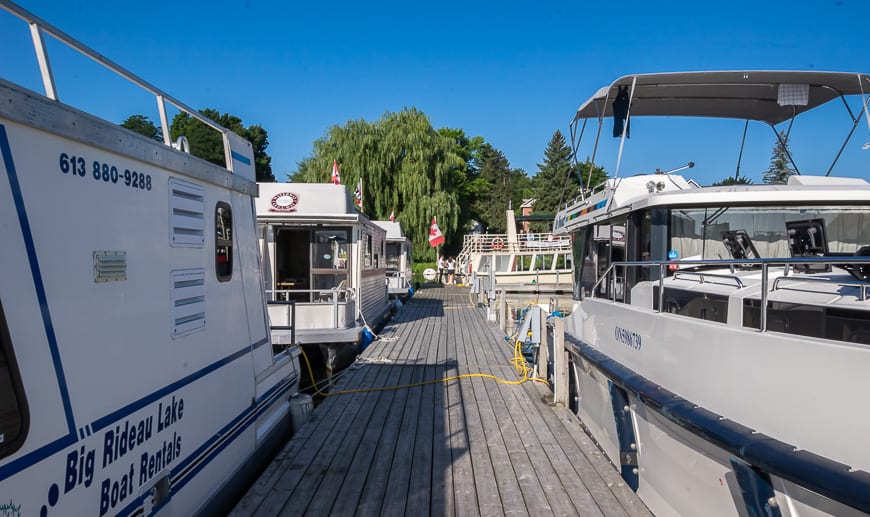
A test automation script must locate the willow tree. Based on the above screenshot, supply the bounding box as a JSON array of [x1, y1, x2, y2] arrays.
[[292, 108, 464, 260]]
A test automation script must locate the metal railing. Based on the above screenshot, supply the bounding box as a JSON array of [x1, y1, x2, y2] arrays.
[[267, 287, 354, 329], [0, 0, 236, 168], [267, 300, 296, 346], [592, 256, 870, 332]]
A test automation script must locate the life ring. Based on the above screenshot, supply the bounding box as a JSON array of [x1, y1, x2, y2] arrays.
[[492, 237, 504, 250]]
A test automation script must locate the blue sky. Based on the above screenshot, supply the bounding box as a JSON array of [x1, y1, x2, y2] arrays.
[[2, 0, 868, 186]]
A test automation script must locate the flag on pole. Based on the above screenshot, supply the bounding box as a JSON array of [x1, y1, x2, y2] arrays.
[[331, 160, 341, 185], [428, 216, 445, 247], [354, 177, 363, 209], [389, 210, 395, 222]]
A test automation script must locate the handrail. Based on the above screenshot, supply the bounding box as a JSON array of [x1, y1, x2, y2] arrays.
[[589, 256, 870, 332], [672, 271, 745, 289], [772, 275, 870, 301], [0, 1, 234, 165]]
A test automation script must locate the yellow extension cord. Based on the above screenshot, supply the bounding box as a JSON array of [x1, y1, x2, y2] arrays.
[[296, 335, 549, 398]]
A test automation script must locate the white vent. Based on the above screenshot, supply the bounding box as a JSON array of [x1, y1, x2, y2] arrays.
[[171, 268, 206, 338], [169, 178, 205, 247], [93, 251, 126, 282]]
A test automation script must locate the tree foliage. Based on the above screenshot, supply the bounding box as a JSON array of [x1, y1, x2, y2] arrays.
[[762, 130, 796, 184], [470, 144, 529, 233], [528, 131, 607, 232], [121, 114, 162, 141], [292, 108, 464, 260], [712, 175, 753, 186], [169, 109, 275, 182]]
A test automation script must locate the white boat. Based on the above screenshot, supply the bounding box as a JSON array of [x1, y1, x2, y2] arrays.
[[554, 71, 870, 516], [0, 2, 301, 515], [255, 182, 391, 373], [373, 220, 414, 297], [459, 209, 573, 293]]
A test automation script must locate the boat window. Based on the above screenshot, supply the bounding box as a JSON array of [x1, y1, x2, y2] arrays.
[[0, 301, 29, 459], [311, 229, 351, 300], [386, 243, 401, 271], [312, 229, 350, 270], [652, 287, 729, 324], [573, 228, 594, 299], [743, 300, 870, 344], [365, 234, 372, 267], [215, 202, 233, 282], [670, 206, 870, 261]]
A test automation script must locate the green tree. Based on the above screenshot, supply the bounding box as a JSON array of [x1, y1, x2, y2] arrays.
[[471, 144, 528, 233], [529, 131, 607, 231], [170, 109, 275, 182], [292, 108, 464, 260], [762, 130, 796, 184], [712, 175, 753, 186], [438, 128, 487, 232], [121, 114, 162, 141]]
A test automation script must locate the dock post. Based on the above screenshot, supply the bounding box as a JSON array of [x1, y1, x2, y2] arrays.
[[500, 290, 509, 333], [553, 317, 568, 406], [536, 307, 549, 381]]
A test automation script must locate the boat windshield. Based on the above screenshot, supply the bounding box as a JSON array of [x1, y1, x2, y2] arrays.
[[670, 205, 870, 261]]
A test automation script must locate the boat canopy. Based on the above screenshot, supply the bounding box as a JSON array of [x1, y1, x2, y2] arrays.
[[573, 71, 870, 125]]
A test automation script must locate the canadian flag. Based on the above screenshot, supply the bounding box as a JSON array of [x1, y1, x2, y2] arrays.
[[389, 210, 395, 222], [428, 216, 445, 247], [331, 160, 340, 185]]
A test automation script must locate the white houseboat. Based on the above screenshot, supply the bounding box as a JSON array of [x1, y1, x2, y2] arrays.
[[459, 209, 573, 294], [373, 220, 414, 297], [0, 2, 301, 515], [554, 71, 870, 516], [255, 182, 391, 374]]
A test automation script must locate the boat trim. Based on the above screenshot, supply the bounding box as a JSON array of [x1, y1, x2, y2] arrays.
[[566, 333, 870, 513]]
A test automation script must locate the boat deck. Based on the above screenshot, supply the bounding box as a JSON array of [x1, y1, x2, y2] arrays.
[[231, 286, 651, 516]]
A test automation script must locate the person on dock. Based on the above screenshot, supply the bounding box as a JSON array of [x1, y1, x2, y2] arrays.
[[437, 255, 446, 284], [447, 256, 456, 285]]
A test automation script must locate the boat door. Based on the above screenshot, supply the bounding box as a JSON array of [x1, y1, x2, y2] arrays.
[[275, 229, 311, 301], [593, 222, 626, 300]]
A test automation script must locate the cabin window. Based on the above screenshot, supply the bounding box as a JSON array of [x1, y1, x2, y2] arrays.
[[0, 302, 29, 458], [365, 234, 373, 267], [652, 287, 729, 323], [743, 300, 870, 344], [386, 243, 401, 271], [215, 202, 233, 282], [311, 229, 350, 299], [668, 206, 870, 261]]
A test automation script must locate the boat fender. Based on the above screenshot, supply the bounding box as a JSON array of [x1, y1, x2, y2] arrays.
[[360, 327, 375, 351]]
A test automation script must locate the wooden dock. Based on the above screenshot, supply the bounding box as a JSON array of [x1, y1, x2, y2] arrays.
[[231, 286, 651, 516]]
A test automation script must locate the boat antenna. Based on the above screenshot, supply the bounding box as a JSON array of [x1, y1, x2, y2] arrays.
[[734, 119, 749, 181]]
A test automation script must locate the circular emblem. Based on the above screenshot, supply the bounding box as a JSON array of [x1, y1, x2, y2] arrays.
[[668, 249, 679, 260], [270, 192, 298, 212]]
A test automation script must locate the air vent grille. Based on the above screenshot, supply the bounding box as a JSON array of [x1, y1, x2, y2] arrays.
[[169, 178, 205, 247], [171, 268, 206, 338], [93, 251, 126, 282]]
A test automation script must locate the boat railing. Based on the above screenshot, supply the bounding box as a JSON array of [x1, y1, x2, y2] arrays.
[[772, 275, 870, 301], [267, 287, 354, 329], [266, 300, 296, 347], [593, 256, 870, 331], [671, 271, 745, 289], [0, 0, 238, 169], [461, 232, 572, 254]]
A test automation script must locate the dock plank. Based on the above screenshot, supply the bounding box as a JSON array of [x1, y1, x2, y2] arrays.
[[231, 286, 650, 517]]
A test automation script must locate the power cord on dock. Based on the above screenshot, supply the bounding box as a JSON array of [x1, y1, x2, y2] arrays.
[[294, 332, 549, 399]]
